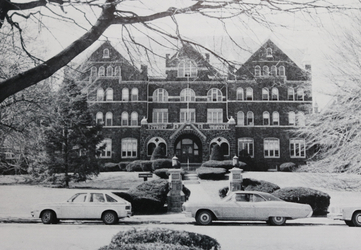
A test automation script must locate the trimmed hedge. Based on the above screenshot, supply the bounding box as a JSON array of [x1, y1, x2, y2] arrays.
[[201, 160, 245, 170], [154, 168, 185, 179], [196, 167, 227, 180], [126, 160, 152, 172], [218, 178, 280, 198], [113, 179, 190, 214], [272, 187, 330, 215], [152, 159, 173, 170], [209, 144, 224, 161], [279, 162, 297, 172], [242, 178, 280, 193], [102, 228, 220, 250]]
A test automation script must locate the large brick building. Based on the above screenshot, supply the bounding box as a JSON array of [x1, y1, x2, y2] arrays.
[[80, 39, 312, 170]]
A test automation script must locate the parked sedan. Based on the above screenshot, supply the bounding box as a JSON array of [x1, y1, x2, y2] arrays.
[[31, 191, 132, 225], [182, 191, 313, 225], [328, 206, 361, 227]]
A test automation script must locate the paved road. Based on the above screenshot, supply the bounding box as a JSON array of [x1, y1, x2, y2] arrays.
[[0, 222, 359, 250]]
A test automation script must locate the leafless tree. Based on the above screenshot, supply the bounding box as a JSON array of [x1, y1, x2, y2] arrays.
[[297, 15, 361, 174], [0, 0, 355, 103]]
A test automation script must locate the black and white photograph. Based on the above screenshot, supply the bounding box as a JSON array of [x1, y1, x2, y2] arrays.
[[1, 0, 361, 249]]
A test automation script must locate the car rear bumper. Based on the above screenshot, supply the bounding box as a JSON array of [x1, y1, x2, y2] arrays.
[[327, 213, 344, 220], [183, 211, 193, 218]]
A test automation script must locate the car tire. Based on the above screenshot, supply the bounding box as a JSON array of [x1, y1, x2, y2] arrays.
[[102, 211, 118, 225], [41, 210, 56, 224], [345, 220, 354, 227], [268, 216, 286, 226], [196, 210, 213, 225], [352, 211, 361, 227]]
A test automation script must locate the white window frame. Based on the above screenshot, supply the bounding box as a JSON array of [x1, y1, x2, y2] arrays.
[[297, 112, 305, 126], [271, 65, 277, 76], [246, 87, 253, 100], [153, 88, 168, 102], [288, 87, 295, 101], [98, 66, 105, 76], [262, 88, 269, 101], [106, 66, 113, 76], [246, 111, 254, 126], [271, 87, 279, 101], [207, 109, 223, 123], [152, 109, 168, 123], [272, 111, 280, 126], [103, 49, 110, 58], [290, 139, 306, 158], [264, 138, 280, 158], [237, 111, 244, 126], [255, 65, 261, 77], [131, 112, 138, 126], [263, 65, 269, 76], [263, 111, 270, 126], [105, 112, 113, 126], [96, 112, 103, 125], [122, 88, 129, 101], [99, 138, 112, 158], [288, 111, 296, 125], [297, 88, 304, 101], [207, 88, 222, 102], [121, 138, 137, 158], [178, 60, 197, 77], [180, 108, 196, 123], [279, 66, 285, 76], [238, 138, 254, 158], [180, 88, 196, 102], [131, 88, 139, 101], [97, 88, 104, 101], [121, 112, 129, 126], [105, 88, 113, 101], [236, 88, 244, 100]]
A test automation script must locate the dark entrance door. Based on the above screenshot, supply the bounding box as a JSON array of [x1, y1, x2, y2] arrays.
[[175, 136, 202, 163]]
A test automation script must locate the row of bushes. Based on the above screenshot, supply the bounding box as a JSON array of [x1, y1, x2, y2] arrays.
[[99, 228, 220, 250], [218, 178, 330, 215]]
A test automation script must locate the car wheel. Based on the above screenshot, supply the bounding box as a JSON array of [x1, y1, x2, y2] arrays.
[[102, 211, 118, 225], [41, 210, 56, 224], [345, 220, 354, 227], [269, 216, 286, 226], [196, 210, 213, 225], [352, 211, 361, 227]]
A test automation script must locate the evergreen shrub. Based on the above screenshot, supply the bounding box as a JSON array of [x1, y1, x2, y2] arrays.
[[126, 160, 152, 172], [209, 144, 224, 161], [279, 162, 297, 172], [103, 228, 220, 250], [154, 168, 185, 179], [152, 159, 173, 170], [196, 167, 227, 180], [201, 160, 245, 170], [272, 187, 330, 215]]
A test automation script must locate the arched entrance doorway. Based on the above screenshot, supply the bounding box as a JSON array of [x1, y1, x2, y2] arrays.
[[174, 134, 202, 163]]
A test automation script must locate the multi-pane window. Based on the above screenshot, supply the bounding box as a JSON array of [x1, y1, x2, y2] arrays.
[[288, 87, 295, 101], [106, 66, 113, 76], [297, 88, 304, 101], [153, 88, 168, 102], [114, 66, 121, 77], [207, 88, 222, 102], [103, 49, 109, 58], [105, 88, 113, 101], [147, 137, 167, 156], [271, 65, 277, 76], [263, 112, 270, 125], [210, 137, 230, 156], [263, 66, 269, 76], [264, 138, 280, 158], [290, 139, 306, 158], [237, 111, 244, 126], [96, 112, 103, 125], [246, 87, 253, 100], [180, 88, 196, 102], [121, 138, 137, 158], [266, 48, 272, 57], [131, 112, 138, 126], [105, 112, 113, 126], [131, 88, 138, 101], [288, 112, 296, 125], [236, 88, 244, 100], [180, 109, 196, 123], [178, 60, 197, 77], [297, 112, 305, 126], [152, 109, 168, 123], [91, 66, 97, 77], [271, 87, 279, 100], [255, 66, 261, 76], [122, 88, 129, 101], [238, 138, 254, 157], [207, 109, 223, 123], [97, 88, 104, 101], [98, 66, 105, 76], [272, 111, 280, 126], [279, 66, 285, 76], [262, 88, 269, 100], [100, 138, 112, 158], [121, 112, 129, 126], [247, 111, 254, 126]]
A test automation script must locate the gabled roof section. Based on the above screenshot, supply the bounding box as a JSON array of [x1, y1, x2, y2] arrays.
[[235, 39, 310, 81], [167, 43, 209, 67], [88, 41, 132, 66]]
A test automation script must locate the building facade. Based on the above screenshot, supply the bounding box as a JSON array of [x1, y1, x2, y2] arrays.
[[80, 39, 312, 170]]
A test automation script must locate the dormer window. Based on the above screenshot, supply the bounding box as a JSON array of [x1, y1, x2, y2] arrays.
[[266, 48, 272, 57], [103, 49, 110, 58], [178, 60, 197, 77]]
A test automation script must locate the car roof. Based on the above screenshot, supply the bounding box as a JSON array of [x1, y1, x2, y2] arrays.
[[231, 191, 270, 195]]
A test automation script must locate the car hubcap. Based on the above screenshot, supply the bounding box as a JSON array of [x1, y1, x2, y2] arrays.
[[275, 217, 283, 222], [201, 214, 209, 222], [356, 215, 361, 224], [104, 213, 114, 223], [44, 213, 50, 222]]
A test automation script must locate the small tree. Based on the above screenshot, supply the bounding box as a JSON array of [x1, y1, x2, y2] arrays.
[[210, 144, 224, 161], [44, 80, 103, 187], [150, 145, 166, 160]]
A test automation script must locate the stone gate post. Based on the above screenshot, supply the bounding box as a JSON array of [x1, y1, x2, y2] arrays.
[[167, 169, 185, 212], [228, 165, 243, 195]]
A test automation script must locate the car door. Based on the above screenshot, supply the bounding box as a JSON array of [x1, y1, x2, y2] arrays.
[[58, 193, 87, 219], [222, 193, 255, 220], [250, 194, 271, 220], [82, 193, 107, 219]]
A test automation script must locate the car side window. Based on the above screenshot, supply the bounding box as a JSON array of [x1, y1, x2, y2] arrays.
[[252, 194, 266, 202], [235, 193, 250, 202], [105, 194, 117, 202], [71, 193, 87, 203], [90, 193, 105, 202]]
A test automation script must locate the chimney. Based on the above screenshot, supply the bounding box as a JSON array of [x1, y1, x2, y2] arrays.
[[205, 53, 210, 62], [141, 65, 148, 80], [165, 54, 170, 67]]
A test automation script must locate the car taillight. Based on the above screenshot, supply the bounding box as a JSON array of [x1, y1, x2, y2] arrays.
[[126, 205, 131, 210]]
